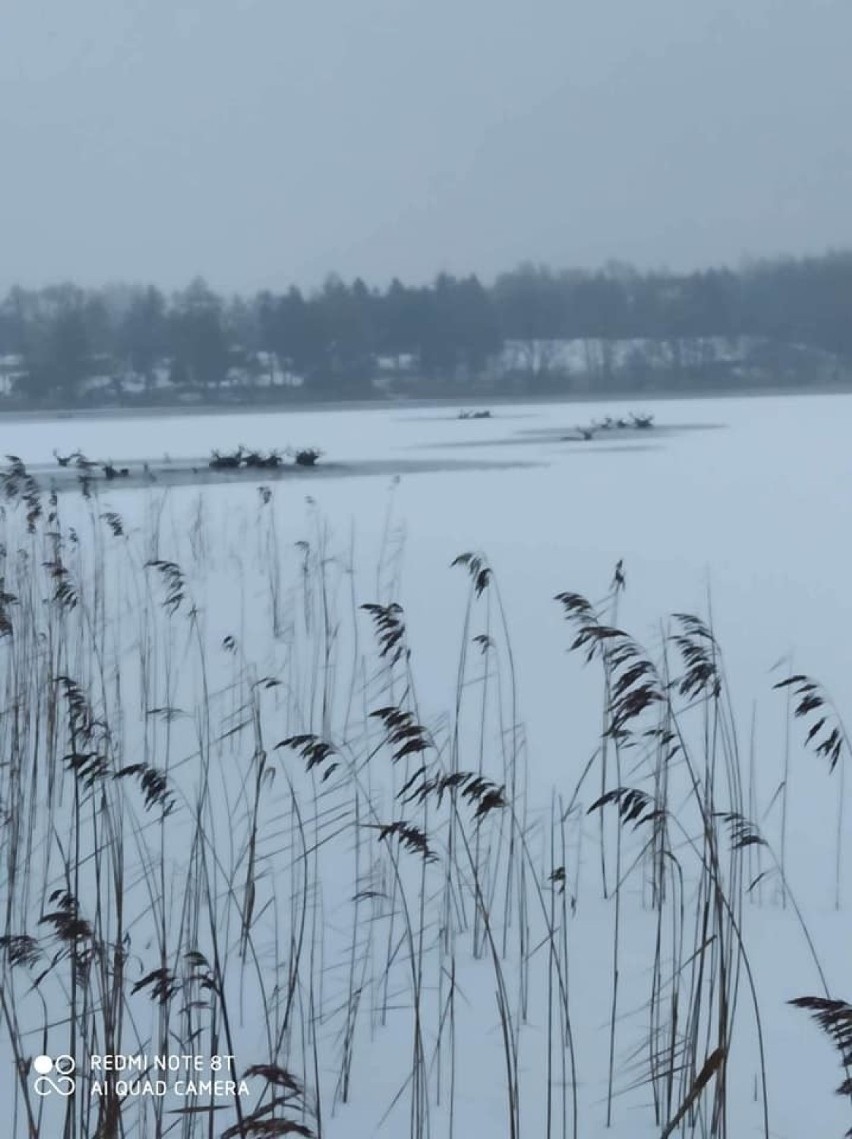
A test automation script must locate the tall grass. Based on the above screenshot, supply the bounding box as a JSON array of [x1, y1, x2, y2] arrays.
[[0, 458, 846, 1138]]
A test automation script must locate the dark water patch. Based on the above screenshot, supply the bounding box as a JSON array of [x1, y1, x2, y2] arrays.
[[413, 435, 661, 452], [514, 421, 727, 439], [28, 455, 542, 497], [412, 420, 725, 451], [548, 442, 663, 455]]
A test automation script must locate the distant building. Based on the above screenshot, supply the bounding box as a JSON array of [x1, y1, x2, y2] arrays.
[[0, 354, 27, 396]]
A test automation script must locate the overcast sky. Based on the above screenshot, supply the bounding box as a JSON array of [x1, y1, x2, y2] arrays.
[[2, 0, 851, 294]]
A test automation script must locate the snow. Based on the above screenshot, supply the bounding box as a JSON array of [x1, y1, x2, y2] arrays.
[[500, 335, 759, 374], [1, 391, 852, 1138]]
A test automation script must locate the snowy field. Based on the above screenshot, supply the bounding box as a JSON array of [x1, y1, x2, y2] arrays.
[[2, 391, 852, 1138]]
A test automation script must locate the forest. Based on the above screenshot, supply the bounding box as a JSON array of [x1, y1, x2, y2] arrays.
[[0, 251, 850, 407]]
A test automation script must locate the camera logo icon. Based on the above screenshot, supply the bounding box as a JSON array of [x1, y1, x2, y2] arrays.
[[32, 1055, 76, 1097]]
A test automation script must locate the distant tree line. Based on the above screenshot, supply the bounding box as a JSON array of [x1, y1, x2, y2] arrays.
[[1, 252, 850, 407]]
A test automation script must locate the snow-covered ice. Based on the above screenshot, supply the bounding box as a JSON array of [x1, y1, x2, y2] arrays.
[[2, 391, 852, 1138]]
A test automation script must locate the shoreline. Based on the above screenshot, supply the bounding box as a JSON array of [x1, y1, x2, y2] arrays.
[[2, 379, 852, 424]]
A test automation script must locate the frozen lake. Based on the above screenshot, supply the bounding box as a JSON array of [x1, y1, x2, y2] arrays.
[[11, 390, 852, 751], [3, 390, 852, 1139]]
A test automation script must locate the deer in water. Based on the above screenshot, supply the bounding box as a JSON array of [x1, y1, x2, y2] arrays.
[[53, 449, 80, 467], [630, 412, 654, 429], [209, 447, 244, 470]]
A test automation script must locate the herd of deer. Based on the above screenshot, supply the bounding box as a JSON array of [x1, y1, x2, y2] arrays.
[[208, 447, 322, 470], [569, 411, 655, 441], [51, 445, 324, 482], [53, 450, 130, 479]]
